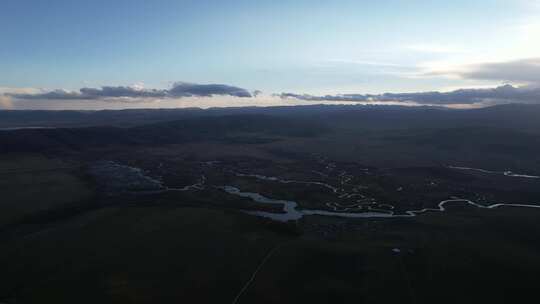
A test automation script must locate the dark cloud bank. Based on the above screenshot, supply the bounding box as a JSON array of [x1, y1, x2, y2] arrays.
[[280, 85, 540, 105], [280, 57, 540, 105], [8, 82, 253, 100], [6, 81, 540, 107], [450, 58, 540, 84]]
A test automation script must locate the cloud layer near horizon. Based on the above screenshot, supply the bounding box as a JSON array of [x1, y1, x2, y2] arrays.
[[280, 85, 540, 105], [4, 82, 540, 108], [7, 82, 253, 100]]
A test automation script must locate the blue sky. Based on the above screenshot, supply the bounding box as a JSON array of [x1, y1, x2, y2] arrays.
[[1, 0, 540, 109]]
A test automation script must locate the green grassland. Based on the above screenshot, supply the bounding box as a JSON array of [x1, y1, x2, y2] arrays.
[[2, 198, 540, 303], [0, 155, 93, 227]]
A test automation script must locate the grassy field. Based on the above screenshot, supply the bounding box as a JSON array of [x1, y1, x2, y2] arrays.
[[0, 206, 288, 303], [0, 155, 93, 227], [2, 198, 540, 303], [242, 208, 540, 304]]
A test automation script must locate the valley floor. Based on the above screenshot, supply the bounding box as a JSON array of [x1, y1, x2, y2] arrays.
[[1, 148, 540, 303]]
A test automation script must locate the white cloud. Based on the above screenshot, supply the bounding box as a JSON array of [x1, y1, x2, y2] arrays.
[[404, 44, 467, 54], [515, 19, 540, 57], [323, 59, 405, 68], [0, 95, 13, 109], [0, 87, 44, 95], [423, 58, 540, 85], [404, 1, 540, 86]]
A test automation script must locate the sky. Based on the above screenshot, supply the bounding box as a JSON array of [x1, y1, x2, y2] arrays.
[[1, 0, 540, 109]]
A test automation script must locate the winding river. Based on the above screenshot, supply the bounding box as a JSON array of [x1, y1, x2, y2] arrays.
[[220, 186, 540, 222], [118, 161, 540, 222], [235, 173, 339, 193], [449, 166, 540, 179]]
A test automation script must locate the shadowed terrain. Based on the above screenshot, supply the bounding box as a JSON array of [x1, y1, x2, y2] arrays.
[[1, 104, 540, 303]]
